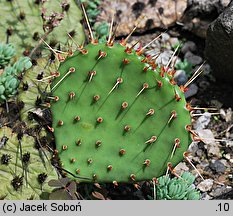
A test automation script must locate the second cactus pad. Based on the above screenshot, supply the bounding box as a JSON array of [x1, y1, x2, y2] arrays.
[[51, 42, 192, 182], [0, 0, 84, 57]]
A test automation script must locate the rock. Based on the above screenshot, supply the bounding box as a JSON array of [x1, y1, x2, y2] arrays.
[[187, 0, 229, 15], [225, 108, 232, 122], [228, 174, 233, 181], [97, 0, 188, 36], [209, 160, 226, 174], [197, 179, 214, 192], [196, 149, 204, 157], [188, 141, 199, 154], [220, 109, 227, 120], [169, 37, 179, 48], [181, 0, 231, 38], [196, 129, 221, 157], [184, 83, 198, 98], [205, 1, 233, 83], [198, 80, 210, 91], [198, 161, 210, 170], [201, 192, 213, 200], [160, 33, 170, 43], [193, 112, 211, 130], [174, 70, 188, 86], [210, 100, 223, 109], [224, 153, 231, 161], [221, 0, 231, 8], [225, 140, 233, 147], [220, 159, 231, 169], [174, 162, 190, 176], [181, 41, 197, 54], [207, 142, 221, 157], [187, 18, 211, 38], [210, 185, 233, 197], [184, 51, 203, 66], [217, 175, 228, 184], [155, 50, 173, 66], [202, 63, 211, 75], [213, 189, 233, 200]]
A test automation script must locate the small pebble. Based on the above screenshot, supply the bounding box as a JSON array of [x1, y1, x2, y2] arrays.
[[209, 185, 232, 197], [181, 41, 197, 54], [174, 69, 188, 86], [184, 83, 198, 98], [193, 112, 211, 130], [209, 160, 226, 174], [197, 179, 214, 192], [174, 162, 189, 176], [184, 51, 203, 66], [160, 32, 170, 43]]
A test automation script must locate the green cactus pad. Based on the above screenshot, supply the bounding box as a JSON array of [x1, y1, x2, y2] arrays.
[[0, 0, 84, 57], [18, 58, 59, 127], [50, 42, 192, 183], [0, 127, 58, 200]]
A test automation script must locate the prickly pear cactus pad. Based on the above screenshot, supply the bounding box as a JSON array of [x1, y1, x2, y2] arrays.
[[0, 127, 58, 200], [50, 42, 192, 183], [0, 0, 84, 57], [0, 127, 57, 200], [18, 58, 60, 128]]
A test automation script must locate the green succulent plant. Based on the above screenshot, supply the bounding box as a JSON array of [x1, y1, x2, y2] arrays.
[[155, 172, 201, 200], [80, 0, 101, 24], [0, 0, 84, 57], [175, 59, 193, 77], [0, 127, 58, 200], [0, 47, 32, 104], [0, 43, 15, 69], [94, 22, 109, 42]]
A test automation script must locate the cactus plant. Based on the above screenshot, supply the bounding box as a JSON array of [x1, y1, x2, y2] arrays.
[[0, 0, 84, 57], [155, 172, 201, 200], [48, 38, 193, 183], [0, 127, 58, 200], [18, 57, 59, 127], [13, 3, 196, 184], [0, 43, 32, 104]]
